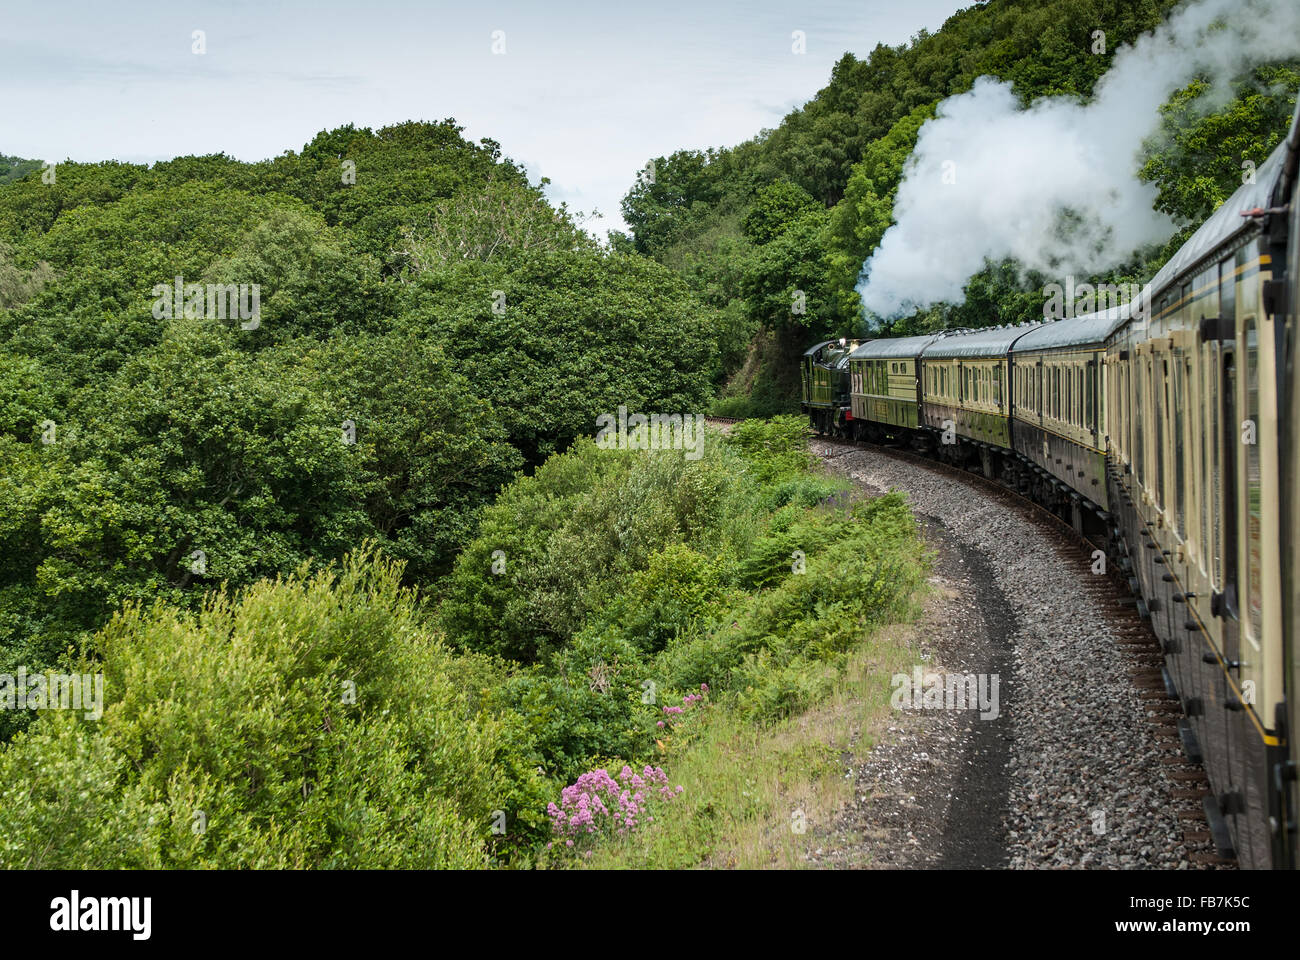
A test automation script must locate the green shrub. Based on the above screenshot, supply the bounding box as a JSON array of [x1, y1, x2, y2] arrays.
[[439, 436, 754, 662], [588, 544, 733, 656], [0, 550, 550, 868], [724, 415, 813, 484], [495, 631, 655, 783], [656, 492, 925, 719]]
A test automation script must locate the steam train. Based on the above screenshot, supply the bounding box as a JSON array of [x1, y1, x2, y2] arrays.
[[801, 102, 1300, 869]]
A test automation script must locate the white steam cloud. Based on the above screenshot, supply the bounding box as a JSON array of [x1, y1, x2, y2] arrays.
[[857, 0, 1300, 320]]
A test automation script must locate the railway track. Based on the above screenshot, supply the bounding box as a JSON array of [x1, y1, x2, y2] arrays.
[[792, 426, 1234, 867]]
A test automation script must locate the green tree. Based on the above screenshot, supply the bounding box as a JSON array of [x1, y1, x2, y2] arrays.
[[1140, 65, 1300, 229], [400, 248, 718, 464]]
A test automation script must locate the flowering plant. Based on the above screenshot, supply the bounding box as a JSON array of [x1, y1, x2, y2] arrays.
[[546, 764, 683, 853], [655, 683, 709, 732]]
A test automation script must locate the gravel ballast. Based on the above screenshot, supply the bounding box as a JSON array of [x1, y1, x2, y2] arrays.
[[810, 440, 1223, 870]]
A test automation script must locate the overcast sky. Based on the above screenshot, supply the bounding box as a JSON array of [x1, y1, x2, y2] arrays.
[[1, 0, 966, 236]]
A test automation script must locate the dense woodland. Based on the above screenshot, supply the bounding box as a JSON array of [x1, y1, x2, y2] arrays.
[[1, 0, 1297, 868]]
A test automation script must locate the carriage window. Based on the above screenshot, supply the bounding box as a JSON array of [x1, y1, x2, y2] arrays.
[[1119, 364, 1127, 456], [1191, 350, 1206, 576], [1201, 346, 1214, 580], [1222, 346, 1238, 611], [1154, 356, 1166, 512], [1173, 352, 1186, 539], [1244, 315, 1262, 638], [1195, 265, 1220, 324], [1086, 363, 1094, 432], [1135, 359, 1146, 487], [994, 365, 1002, 406]]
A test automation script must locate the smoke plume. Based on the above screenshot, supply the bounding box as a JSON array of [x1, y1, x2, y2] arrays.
[[857, 0, 1300, 320]]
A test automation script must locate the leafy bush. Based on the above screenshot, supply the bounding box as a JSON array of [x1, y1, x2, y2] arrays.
[[724, 415, 814, 484], [656, 492, 925, 718], [439, 436, 754, 662], [495, 631, 653, 783], [0, 551, 550, 868]]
